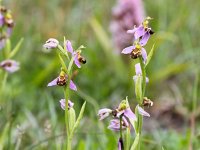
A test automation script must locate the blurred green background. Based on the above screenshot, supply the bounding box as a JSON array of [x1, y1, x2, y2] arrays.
[[0, 0, 200, 149]]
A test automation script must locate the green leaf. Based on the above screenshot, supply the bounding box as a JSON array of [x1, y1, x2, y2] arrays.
[[0, 123, 10, 150], [70, 101, 86, 139], [130, 134, 140, 150], [150, 63, 189, 83], [57, 45, 70, 59], [125, 128, 131, 150], [67, 56, 74, 74], [9, 38, 24, 58], [135, 75, 142, 104], [145, 44, 155, 67], [58, 53, 67, 72], [5, 39, 11, 57], [68, 108, 76, 132], [134, 107, 139, 133]]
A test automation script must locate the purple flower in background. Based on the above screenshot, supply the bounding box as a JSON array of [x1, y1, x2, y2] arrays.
[[108, 117, 129, 131], [47, 71, 77, 91], [0, 13, 4, 27], [0, 59, 20, 73], [137, 105, 150, 117], [121, 42, 147, 62], [127, 16, 154, 46], [133, 63, 149, 83], [59, 99, 74, 110], [0, 7, 15, 50], [66, 40, 86, 68], [110, 0, 145, 51], [98, 108, 112, 120], [43, 38, 59, 49]]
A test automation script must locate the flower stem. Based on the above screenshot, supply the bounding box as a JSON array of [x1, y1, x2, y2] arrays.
[[120, 115, 123, 139], [135, 57, 146, 149], [139, 57, 146, 99]]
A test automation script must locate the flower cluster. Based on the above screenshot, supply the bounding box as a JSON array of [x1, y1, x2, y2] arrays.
[[99, 16, 154, 150], [0, 6, 20, 73], [43, 38, 86, 109], [43, 37, 87, 149], [98, 98, 150, 131], [122, 17, 154, 63], [0, 6, 14, 50]]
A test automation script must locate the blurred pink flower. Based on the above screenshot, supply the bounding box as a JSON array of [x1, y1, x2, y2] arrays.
[[43, 38, 59, 49], [0, 59, 20, 73], [98, 108, 112, 120], [110, 0, 145, 51], [59, 99, 74, 110]]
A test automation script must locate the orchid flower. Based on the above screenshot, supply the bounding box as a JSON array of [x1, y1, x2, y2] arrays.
[[43, 38, 59, 49], [133, 63, 149, 83], [59, 99, 74, 110], [127, 16, 154, 46], [47, 70, 77, 91], [121, 41, 147, 62], [66, 40, 86, 68], [108, 117, 129, 131], [0, 59, 20, 73], [98, 108, 112, 120]]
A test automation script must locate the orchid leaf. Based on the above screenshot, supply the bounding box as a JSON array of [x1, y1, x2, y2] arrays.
[[9, 38, 24, 58], [145, 43, 155, 67]]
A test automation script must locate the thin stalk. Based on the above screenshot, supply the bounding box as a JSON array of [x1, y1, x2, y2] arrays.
[[135, 57, 146, 149], [139, 57, 146, 99], [0, 72, 8, 99], [189, 70, 199, 150], [64, 77, 72, 150]]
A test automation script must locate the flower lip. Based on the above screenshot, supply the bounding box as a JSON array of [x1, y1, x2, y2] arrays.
[[47, 74, 77, 91]]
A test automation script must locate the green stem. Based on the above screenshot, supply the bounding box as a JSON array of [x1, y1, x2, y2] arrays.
[[192, 70, 198, 113], [67, 137, 72, 150], [64, 76, 72, 150], [139, 57, 146, 99], [135, 57, 146, 149], [0, 72, 8, 99]]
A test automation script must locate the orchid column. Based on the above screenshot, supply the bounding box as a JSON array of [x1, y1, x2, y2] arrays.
[[122, 17, 154, 149], [43, 38, 87, 150]]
